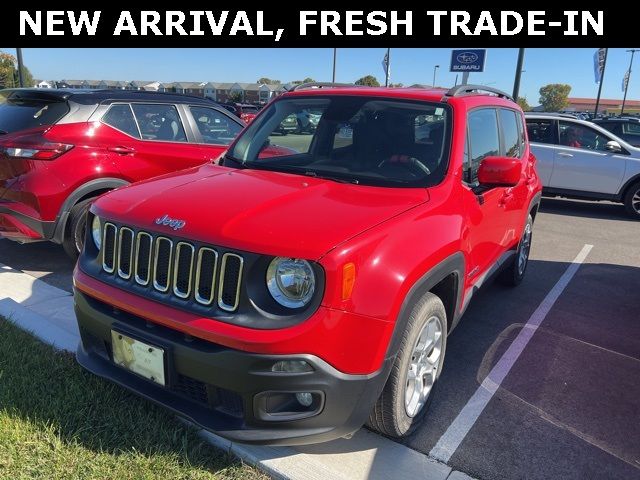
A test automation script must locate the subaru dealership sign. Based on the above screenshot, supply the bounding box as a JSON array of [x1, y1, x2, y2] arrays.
[[450, 49, 486, 72]]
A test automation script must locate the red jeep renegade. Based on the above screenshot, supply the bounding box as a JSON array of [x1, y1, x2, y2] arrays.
[[73, 84, 541, 445]]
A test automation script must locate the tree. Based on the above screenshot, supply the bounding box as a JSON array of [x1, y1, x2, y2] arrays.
[[228, 91, 243, 102], [290, 78, 316, 85], [354, 75, 380, 87], [0, 52, 16, 88], [0, 52, 35, 88], [539, 84, 571, 112], [257, 77, 280, 85], [517, 97, 531, 111], [389, 82, 404, 88]]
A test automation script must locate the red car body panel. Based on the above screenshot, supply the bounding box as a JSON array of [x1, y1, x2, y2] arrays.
[[89, 163, 429, 260], [74, 267, 394, 374], [75, 87, 542, 375], [0, 119, 229, 241]]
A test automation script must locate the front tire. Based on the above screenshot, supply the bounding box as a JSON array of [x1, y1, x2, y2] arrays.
[[498, 214, 533, 286], [368, 292, 447, 438], [623, 181, 640, 219], [62, 198, 94, 260]]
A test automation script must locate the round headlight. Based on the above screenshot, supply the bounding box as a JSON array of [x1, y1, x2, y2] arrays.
[[91, 215, 102, 249], [266, 257, 316, 308]]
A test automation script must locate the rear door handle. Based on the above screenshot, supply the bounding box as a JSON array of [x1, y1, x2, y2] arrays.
[[108, 146, 136, 155], [557, 152, 573, 158]]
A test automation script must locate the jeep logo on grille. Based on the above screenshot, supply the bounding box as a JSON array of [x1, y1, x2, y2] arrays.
[[155, 214, 186, 231]]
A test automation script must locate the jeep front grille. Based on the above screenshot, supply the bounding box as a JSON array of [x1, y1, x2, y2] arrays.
[[100, 224, 243, 312]]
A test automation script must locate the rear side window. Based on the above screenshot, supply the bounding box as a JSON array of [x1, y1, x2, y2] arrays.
[[189, 106, 242, 145], [0, 94, 69, 134], [598, 121, 622, 135], [623, 122, 640, 134], [101, 104, 140, 138], [499, 109, 521, 158], [467, 109, 499, 184], [526, 119, 556, 144], [131, 104, 187, 142]]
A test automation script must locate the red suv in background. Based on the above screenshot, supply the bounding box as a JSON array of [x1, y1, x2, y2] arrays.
[[0, 89, 244, 258], [74, 84, 541, 445], [220, 103, 260, 123]]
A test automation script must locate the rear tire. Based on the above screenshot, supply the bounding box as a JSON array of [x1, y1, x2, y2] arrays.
[[62, 198, 94, 261], [367, 292, 447, 438], [498, 214, 533, 286], [623, 181, 640, 219]]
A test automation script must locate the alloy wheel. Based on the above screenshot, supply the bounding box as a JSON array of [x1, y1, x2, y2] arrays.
[[518, 222, 532, 276], [405, 315, 443, 417]]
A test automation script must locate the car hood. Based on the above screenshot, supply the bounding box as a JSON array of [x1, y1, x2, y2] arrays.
[[92, 164, 429, 259]]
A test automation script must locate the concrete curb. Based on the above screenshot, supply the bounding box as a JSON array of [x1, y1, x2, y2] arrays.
[[0, 262, 476, 480]]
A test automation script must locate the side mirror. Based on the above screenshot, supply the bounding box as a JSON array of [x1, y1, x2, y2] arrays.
[[478, 156, 522, 188], [605, 140, 622, 153]]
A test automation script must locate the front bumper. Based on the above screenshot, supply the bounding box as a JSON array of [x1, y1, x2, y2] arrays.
[[0, 202, 54, 242], [75, 289, 392, 445]]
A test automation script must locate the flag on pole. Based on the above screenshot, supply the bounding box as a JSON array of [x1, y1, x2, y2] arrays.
[[622, 70, 630, 92], [593, 48, 606, 84], [382, 51, 390, 77]]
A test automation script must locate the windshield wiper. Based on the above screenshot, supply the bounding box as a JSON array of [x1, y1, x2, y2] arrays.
[[302, 170, 359, 184]]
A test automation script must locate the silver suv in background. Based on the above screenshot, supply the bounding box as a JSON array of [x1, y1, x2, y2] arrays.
[[525, 113, 640, 218]]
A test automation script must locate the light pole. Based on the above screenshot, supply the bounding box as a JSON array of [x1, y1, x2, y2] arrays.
[[432, 65, 440, 87], [16, 48, 24, 87], [332, 48, 337, 83], [512, 48, 525, 101], [621, 49, 638, 116]]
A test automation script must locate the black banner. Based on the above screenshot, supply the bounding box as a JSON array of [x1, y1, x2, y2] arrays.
[[2, 7, 634, 47]]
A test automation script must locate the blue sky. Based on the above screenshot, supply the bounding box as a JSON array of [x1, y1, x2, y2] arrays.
[[2, 48, 639, 104]]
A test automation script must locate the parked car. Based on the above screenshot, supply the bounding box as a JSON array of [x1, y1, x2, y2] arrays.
[[525, 113, 640, 217], [275, 113, 299, 134], [220, 103, 260, 123], [74, 84, 541, 445], [295, 109, 321, 133], [593, 117, 640, 147], [0, 88, 244, 258]]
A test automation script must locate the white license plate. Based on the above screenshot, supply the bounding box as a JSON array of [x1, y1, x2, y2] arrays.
[[111, 331, 166, 386]]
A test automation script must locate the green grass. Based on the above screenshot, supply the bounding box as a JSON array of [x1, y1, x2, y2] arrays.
[[0, 319, 266, 480]]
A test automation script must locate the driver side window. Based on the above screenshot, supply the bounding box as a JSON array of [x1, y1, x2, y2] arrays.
[[466, 108, 500, 185], [559, 121, 611, 152]]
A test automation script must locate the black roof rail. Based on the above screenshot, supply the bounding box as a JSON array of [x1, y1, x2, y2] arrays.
[[445, 84, 513, 102], [289, 82, 361, 91]]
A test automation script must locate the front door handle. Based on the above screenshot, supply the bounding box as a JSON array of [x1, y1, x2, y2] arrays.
[[557, 152, 574, 158], [108, 146, 136, 155]]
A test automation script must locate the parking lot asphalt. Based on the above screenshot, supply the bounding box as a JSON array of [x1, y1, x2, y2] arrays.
[[1, 197, 638, 480]]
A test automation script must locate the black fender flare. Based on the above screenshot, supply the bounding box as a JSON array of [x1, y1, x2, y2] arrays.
[[528, 191, 542, 221], [52, 178, 129, 243], [384, 251, 466, 362]]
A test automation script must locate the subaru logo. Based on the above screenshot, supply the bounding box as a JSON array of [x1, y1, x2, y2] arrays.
[[457, 52, 478, 64], [155, 214, 186, 231]]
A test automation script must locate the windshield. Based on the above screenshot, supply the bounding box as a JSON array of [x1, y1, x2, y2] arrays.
[[0, 92, 69, 134], [227, 96, 451, 187]]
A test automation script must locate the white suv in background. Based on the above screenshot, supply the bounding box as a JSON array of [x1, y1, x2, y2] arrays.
[[525, 113, 640, 218]]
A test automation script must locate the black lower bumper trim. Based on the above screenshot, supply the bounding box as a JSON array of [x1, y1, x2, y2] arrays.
[[0, 204, 56, 240], [74, 289, 393, 445]]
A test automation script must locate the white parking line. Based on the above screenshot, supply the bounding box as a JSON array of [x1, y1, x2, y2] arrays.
[[430, 244, 593, 463]]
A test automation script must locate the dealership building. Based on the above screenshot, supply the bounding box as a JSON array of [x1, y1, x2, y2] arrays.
[[562, 97, 640, 114]]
